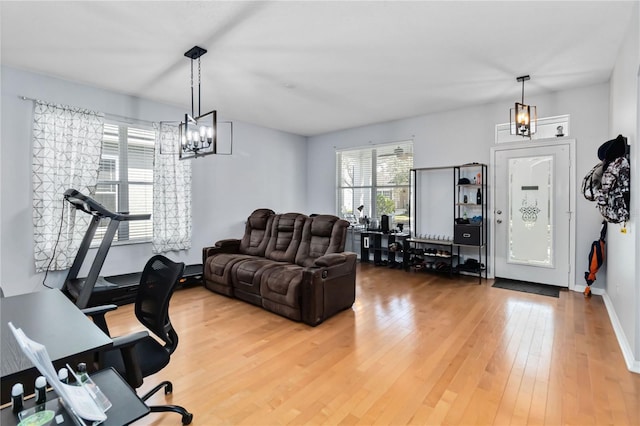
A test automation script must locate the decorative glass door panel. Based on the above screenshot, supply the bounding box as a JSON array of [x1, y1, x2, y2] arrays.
[[507, 155, 553, 267]]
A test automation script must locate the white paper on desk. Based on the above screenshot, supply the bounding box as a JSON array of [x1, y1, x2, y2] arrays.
[[8, 322, 107, 422]]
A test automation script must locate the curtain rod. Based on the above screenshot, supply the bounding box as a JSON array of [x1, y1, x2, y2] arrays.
[[19, 95, 158, 127], [334, 136, 415, 152]]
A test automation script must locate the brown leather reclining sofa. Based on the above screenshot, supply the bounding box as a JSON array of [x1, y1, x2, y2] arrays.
[[202, 209, 356, 326]]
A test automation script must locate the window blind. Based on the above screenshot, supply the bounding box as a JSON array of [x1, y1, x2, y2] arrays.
[[94, 122, 154, 244], [336, 141, 413, 224]]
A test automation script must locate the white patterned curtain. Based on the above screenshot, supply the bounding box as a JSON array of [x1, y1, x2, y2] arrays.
[[152, 122, 192, 253], [32, 101, 104, 272]]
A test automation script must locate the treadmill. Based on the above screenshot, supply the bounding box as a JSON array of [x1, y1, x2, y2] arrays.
[[62, 189, 151, 309]]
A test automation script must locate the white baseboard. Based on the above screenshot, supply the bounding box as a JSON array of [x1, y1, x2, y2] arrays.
[[602, 292, 640, 374]]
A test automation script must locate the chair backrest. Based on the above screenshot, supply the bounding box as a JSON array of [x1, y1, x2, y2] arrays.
[[264, 213, 307, 263], [295, 215, 349, 267], [135, 255, 185, 355], [239, 208, 275, 256]]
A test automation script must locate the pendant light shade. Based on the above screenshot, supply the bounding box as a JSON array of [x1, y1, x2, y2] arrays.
[[510, 75, 537, 138]]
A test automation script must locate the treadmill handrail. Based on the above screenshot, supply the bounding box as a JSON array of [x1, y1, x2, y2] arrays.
[[64, 189, 151, 221]]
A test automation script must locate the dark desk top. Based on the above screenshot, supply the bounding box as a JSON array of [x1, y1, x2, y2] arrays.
[[1, 289, 112, 378], [1, 368, 149, 426]]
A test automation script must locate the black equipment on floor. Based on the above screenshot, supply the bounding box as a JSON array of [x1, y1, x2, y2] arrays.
[[62, 189, 151, 309]]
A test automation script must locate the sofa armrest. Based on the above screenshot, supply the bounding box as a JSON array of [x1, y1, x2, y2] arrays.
[[313, 253, 347, 267], [203, 239, 242, 264], [216, 239, 242, 248], [301, 252, 357, 326]]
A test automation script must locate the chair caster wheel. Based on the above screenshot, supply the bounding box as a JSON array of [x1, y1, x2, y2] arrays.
[[182, 413, 193, 425], [164, 383, 173, 394]]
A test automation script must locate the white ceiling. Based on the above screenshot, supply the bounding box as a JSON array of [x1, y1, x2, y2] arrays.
[[1, 1, 635, 136]]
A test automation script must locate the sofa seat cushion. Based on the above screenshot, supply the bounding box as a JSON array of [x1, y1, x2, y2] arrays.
[[206, 253, 256, 283], [231, 258, 284, 305], [260, 265, 305, 321], [204, 253, 261, 296]]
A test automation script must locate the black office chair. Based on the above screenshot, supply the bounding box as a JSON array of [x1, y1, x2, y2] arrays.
[[83, 255, 193, 425]]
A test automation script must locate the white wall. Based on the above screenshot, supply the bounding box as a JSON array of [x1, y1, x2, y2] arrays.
[[190, 120, 308, 264], [0, 66, 307, 296], [308, 83, 610, 289], [606, 2, 640, 370]]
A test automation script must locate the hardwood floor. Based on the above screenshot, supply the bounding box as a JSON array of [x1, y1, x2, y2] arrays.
[[103, 263, 640, 425]]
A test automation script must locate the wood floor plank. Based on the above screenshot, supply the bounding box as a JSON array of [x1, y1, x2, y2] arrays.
[[97, 263, 640, 425]]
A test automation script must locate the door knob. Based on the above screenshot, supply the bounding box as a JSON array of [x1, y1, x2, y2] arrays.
[[496, 210, 502, 215], [497, 219, 503, 224]]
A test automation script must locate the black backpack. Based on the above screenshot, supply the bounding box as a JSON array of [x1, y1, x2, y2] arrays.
[[582, 162, 604, 201], [596, 156, 630, 224]]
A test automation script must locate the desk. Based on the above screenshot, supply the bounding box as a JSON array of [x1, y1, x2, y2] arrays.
[[0, 289, 112, 403], [0, 368, 150, 425]]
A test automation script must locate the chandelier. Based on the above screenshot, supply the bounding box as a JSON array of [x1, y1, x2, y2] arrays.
[[179, 46, 217, 160], [510, 75, 537, 138]]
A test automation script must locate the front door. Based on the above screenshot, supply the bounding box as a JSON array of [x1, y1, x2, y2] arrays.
[[493, 141, 573, 287]]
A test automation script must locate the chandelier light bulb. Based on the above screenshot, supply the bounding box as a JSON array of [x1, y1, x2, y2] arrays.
[[518, 111, 529, 125], [199, 125, 206, 138]]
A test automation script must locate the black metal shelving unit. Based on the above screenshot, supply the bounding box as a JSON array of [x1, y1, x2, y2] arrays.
[[405, 163, 488, 283]]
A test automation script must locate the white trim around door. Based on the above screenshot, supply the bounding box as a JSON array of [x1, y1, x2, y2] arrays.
[[490, 138, 576, 290]]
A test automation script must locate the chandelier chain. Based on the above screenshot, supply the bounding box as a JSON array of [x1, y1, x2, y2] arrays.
[[198, 57, 202, 116], [190, 59, 194, 117]]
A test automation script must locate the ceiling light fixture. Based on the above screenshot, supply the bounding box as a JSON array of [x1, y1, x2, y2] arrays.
[[179, 46, 217, 160], [510, 75, 537, 138]]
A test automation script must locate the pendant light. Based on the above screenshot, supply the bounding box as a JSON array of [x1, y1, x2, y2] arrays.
[[179, 46, 217, 160], [510, 75, 537, 138]]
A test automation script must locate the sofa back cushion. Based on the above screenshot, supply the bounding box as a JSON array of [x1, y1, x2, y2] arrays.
[[239, 209, 275, 256], [265, 213, 307, 263], [295, 215, 349, 267]]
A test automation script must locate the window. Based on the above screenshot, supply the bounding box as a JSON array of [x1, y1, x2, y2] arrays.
[[336, 141, 413, 225], [94, 122, 155, 244]]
